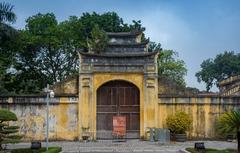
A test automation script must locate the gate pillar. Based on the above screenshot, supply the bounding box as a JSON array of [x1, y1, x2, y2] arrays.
[[78, 74, 94, 140]]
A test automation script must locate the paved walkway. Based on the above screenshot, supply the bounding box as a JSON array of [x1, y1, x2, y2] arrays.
[[5, 140, 237, 153]]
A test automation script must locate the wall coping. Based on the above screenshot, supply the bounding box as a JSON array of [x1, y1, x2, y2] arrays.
[[0, 96, 78, 104], [158, 94, 240, 98]]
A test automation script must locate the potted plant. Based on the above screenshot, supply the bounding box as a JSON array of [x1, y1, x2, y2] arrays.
[[166, 111, 192, 142]]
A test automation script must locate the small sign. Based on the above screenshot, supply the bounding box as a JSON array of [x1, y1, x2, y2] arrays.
[[112, 116, 126, 137]]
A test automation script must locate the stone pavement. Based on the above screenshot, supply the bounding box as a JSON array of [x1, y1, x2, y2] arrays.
[[5, 140, 237, 153]]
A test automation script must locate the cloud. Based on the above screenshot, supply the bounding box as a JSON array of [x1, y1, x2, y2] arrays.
[[141, 10, 192, 49]]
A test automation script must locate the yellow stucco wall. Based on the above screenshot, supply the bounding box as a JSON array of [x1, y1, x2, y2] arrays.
[[78, 72, 158, 140], [0, 96, 239, 141], [52, 76, 78, 95], [1, 97, 79, 141], [158, 97, 240, 139]]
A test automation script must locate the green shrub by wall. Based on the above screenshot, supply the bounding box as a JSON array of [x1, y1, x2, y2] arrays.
[[166, 111, 192, 134], [42, 147, 62, 153], [11, 147, 62, 153]]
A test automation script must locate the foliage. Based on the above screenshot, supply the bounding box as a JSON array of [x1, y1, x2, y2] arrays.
[[0, 109, 21, 150], [88, 24, 108, 53], [0, 9, 187, 94], [0, 2, 16, 23], [148, 42, 162, 52], [76, 12, 145, 49], [166, 111, 192, 134], [148, 43, 187, 87], [0, 2, 18, 95], [0, 11, 146, 94], [216, 111, 240, 135], [0, 2, 17, 48], [196, 51, 240, 91], [11, 147, 62, 153], [158, 50, 187, 87], [42, 147, 62, 153], [0, 109, 17, 121], [1, 13, 80, 94], [186, 148, 234, 153], [216, 110, 240, 153]]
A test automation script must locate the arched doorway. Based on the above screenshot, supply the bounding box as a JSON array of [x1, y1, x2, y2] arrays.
[[96, 80, 140, 139]]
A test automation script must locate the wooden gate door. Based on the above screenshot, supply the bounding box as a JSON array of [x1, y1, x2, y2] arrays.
[[97, 80, 140, 139]]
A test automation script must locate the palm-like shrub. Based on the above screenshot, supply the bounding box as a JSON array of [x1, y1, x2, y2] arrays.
[[217, 110, 240, 153], [0, 2, 17, 45], [166, 111, 192, 134], [0, 2, 16, 23]]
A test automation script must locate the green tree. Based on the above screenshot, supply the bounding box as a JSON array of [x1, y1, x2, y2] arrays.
[[9, 13, 80, 94], [0, 2, 17, 94], [217, 110, 240, 153], [158, 50, 187, 87], [148, 43, 187, 87], [0, 109, 21, 150], [148, 42, 162, 52], [196, 51, 240, 91], [88, 24, 108, 53], [3, 12, 146, 94], [0, 2, 17, 44], [77, 12, 145, 50], [0, 2, 16, 23]]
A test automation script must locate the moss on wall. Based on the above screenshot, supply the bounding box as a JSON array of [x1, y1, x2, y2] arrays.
[[158, 96, 240, 139]]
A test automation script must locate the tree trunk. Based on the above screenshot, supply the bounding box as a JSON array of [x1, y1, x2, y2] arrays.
[[238, 131, 240, 153]]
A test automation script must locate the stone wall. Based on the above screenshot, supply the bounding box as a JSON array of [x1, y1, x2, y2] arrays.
[[0, 96, 78, 141], [1, 95, 240, 141], [158, 95, 240, 139]]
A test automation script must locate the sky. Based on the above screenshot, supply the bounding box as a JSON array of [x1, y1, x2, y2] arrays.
[[7, 0, 240, 91]]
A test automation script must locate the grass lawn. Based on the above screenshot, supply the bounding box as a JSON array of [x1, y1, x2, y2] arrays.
[[186, 148, 237, 153], [10, 147, 62, 153]]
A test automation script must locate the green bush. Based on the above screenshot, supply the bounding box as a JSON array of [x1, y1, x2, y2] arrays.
[[186, 148, 235, 153], [0, 109, 22, 150], [166, 111, 192, 134], [11, 148, 43, 153], [42, 147, 62, 153], [11, 147, 62, 153]]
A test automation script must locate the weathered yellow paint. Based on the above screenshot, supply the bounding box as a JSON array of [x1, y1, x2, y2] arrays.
[[53, 76, 78, 95], [157, 97, 240, 139], [4, 97, 78, 141], [77, 72, 158, 140], [2, 95, 240, 141]]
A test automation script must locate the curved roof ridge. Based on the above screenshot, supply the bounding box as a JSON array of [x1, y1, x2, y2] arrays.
[[78, 51, 158, 57], [106, 30, 142, 37]]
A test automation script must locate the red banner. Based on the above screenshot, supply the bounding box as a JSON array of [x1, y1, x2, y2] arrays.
[[112, 116, 126, 137]]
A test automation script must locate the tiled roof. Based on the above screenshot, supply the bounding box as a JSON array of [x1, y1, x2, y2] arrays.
[[106, 31, 142, 37], [78, 51, 158, 57], [107, 40, 149, 47]]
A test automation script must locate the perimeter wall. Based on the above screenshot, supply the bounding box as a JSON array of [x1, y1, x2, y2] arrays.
[[0, 95, 239, 141], [158, 96, 240, 139]]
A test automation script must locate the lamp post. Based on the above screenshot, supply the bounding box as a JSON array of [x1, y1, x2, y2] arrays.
[[44, 84, 54, 151]]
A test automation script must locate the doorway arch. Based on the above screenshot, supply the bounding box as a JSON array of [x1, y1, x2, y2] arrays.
[[96, 80, 140, 139]]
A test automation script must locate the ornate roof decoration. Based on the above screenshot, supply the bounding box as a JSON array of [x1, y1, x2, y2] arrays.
[[219, 75, 240, 96], [79, 30, 158, 74]]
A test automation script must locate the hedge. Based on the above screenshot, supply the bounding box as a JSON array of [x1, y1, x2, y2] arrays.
[[11, 147, 62, 153], [42, 147, 62, 153]]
